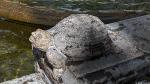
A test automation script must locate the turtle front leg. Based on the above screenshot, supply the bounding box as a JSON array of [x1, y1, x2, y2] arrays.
[[46, 47, 67, 81]]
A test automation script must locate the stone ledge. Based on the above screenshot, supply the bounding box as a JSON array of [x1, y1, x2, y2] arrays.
[[0, 73, 45, 84]]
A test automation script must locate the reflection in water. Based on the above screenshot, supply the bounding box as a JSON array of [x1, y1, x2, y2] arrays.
[[0, 20, 43, 82], [9, 0, 150, 12]]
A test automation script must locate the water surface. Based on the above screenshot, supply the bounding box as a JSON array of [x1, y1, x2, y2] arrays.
[[0, 19, 42, 82]]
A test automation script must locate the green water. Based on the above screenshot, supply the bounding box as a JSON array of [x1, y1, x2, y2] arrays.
[[9, 0, 150, 13], [0, 20, 41, 82]]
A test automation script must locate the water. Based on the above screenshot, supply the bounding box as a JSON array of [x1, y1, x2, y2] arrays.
[[0, 20, 43, 82], [9, 0, 150, 12]]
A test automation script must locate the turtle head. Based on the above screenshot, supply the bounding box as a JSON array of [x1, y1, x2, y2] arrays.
[[29, 29, 53, 51]]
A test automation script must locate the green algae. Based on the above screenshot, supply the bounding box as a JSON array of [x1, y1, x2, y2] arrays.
[[0, 20, 43, 82]]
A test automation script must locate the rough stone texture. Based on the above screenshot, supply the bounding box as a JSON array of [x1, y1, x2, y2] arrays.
[[46, 47, 67, 68], [47, 14, 113, 61], [30, 14, 113, 61], [29, 29, 53, 51], [30, 14, 150, 84], [0, 73, 46, 84], [106, 14, 150, 54], [29, 14, 114, 83]]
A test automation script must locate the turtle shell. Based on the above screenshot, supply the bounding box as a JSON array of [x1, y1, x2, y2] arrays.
[[47, 14, 112, 61]]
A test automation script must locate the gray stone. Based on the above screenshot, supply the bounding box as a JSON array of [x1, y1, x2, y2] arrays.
[[30, 14, 112, 61], [0, 73, 46, 84], [29, 29, 53, 51], [30, 14, 150, 84], [48, 14, 112, 61]]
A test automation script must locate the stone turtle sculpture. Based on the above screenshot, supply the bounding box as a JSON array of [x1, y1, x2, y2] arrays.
[[29, 14, 150, 84], [29, 14, 114, 82], [29, 14, 114, 66]]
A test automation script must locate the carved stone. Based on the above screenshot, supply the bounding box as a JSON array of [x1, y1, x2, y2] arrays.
[[30, 14, 150, 84]]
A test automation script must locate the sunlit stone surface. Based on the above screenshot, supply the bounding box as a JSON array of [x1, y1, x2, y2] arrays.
[[0, 73, 46, 84]]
